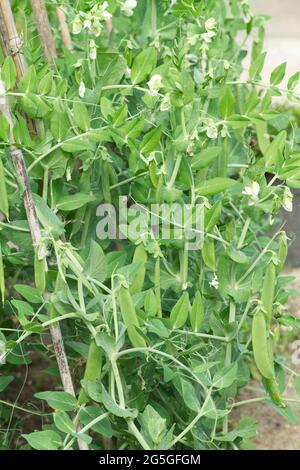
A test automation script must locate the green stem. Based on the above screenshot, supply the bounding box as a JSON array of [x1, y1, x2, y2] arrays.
[[42, 166, 49, 201], [237, 216, 250, 249], [168, 388, 213, 448], [223, 301, 236, 433], [154, 257, 162, 317], [151, 0, 157, 39]]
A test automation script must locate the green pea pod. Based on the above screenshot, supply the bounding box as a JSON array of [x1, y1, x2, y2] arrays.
[[101, 161, 112, 203], [78, 339, 102, 405], [144, 289, 157, 317], [156, 174, 163, 204], [34, 253, 46, 296], [108, 164, 118, 186], [190, 291, 203, 332], [0, 157, 9, 219], [276, 232, 288, 275], [262, 377, 286, 408], [149, 160, 159, 188], [127, 325, 147, 349], [0, 244, 5, 304], [119, 285, 147, 348], [261, 261, 276, 325], [252, 310, 275, 380], [130, 244, 147, 295]]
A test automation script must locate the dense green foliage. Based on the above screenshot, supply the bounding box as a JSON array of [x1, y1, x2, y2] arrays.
[[0, 0, 300, 450]]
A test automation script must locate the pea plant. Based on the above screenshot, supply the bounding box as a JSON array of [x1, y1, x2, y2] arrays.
[[0, 0, 300, 451]]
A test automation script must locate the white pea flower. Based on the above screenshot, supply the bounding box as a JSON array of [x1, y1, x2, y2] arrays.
[[73, 15, 82, 35], [89, 40, 97, 60], [101, 1, 112, 21], [205, 17, 216, 31], [206, 124, 218, 140], [221, 125, 230, 138], [122, 0, 137, 17], [160, 93, 171, 112], [147, 74, 163, 96], [74, 59, 83, 68], [282, 187, 293, 212], [201, 31, 216, 43], [224, 60, 230, 70], [125, 67, 132, 78], [78, 81, 86, 98], [242, 181, 260, 206], [210, 274, 219, 290], [0, 80, 6, 105], [90, 19, 102, 37]]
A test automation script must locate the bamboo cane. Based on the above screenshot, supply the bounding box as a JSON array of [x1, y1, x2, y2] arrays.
[[0, 2, 88, 451], [30, 0, 57, 64], [56, 6, 73, 51]]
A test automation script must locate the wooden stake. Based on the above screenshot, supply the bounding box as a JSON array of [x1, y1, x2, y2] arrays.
[[0, 0, 26, 79], [30, 0, 57, 64], [56, 6, 73, 51]]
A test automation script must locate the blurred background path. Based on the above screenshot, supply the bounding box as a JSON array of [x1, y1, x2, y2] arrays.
[[249, 0, 300, 84], [249, 0, 300, 80]]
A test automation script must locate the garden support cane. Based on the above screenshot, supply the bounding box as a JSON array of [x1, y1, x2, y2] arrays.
[[56, 6, 73, 52], [30, 0, 57, 64]]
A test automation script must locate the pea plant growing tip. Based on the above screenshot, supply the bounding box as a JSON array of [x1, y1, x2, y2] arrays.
[[0, 0, 300, 451]]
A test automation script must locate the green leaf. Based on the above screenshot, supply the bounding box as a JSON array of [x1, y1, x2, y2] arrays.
[[50, 110, 69, 142], [191, 147, 221, 170], [277, 315, 300, 328], [219, 87, 235, 118], [95, 332, 115, 358], [170, 291, 189, 329], [140, 126, 162, 155], [270, 62, 287, 86], [14, 285, 42, 304], [173, 376, 200, 412], [35, 391, 78, 411], [18, 65, 37, 93], [213, 363, 238, 389], [141, 405, 166, 445], [264, 130, 287, 167], [0, 115, 10, 142], [190, 291, 203, 332], [196, 177, 236, 196], [73, 102, 90, 132], [1, 56, 16, 90], [53, 411, 76, 434], [32, 194, 65, 238], [84, 240, 107, 282], [0, 375, 14, 392], [56, 193, 96, 211], [61, 136, 94, 153], [101, 385, 138, 418], [79, 406, 112, 438], [288, 72, 300, 91], [0, 157, 9, 219], [23, 431, 62, 450], [249, 52, 267, 80], [217, 417, 256, 442], [131, 48, 157, 84]]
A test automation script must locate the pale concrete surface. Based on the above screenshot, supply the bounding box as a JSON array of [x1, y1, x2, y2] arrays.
[[248, 0, 300, 85]]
